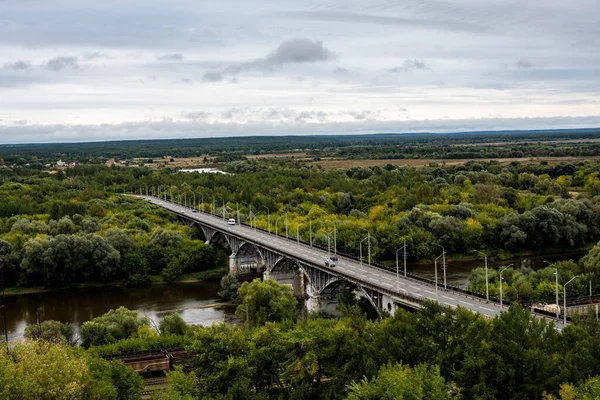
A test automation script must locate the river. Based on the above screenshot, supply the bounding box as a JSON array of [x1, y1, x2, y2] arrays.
[[3, 281, 236, 342], [3, 251, 586, 341]]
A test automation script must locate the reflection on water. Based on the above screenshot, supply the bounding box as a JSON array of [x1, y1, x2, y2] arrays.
[[4, 282, 236, 341]]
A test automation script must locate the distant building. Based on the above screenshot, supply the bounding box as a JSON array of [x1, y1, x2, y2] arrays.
[[56, 160, 66, 167]]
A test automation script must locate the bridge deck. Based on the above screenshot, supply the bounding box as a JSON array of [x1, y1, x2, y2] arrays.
[[134, 195, 566, 329]]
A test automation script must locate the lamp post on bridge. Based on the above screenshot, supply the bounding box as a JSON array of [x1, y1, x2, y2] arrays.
[[543, 260, 560, 319], [435, 253, 444, 297], [474, 250, 489, 301], [359, 232, 371, 268], [395, 238, 408, 290], [564, 275, 581, 325], [499, 264, 514, 309], [325, 229, 334, 259], [258, 206, 271, 233], [275, 216, 285, 238], [433, 243, 447, 289]]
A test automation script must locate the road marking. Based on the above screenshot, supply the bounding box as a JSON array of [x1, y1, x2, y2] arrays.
[[444, 302, 455, 308], [459, 300, 471, 305], [479, 306, 495, 312], [441, 295, 453, 300]]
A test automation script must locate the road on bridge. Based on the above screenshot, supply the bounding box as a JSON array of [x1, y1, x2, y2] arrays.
[[134, 194, 565, 329]]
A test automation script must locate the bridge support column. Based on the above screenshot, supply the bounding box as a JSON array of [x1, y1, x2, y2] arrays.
[[266, 269, 305, 298], [229, 253, 238, 275]]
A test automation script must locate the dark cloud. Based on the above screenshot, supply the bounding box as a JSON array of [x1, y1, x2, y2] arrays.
[[516, 59, 534, 69], [45, 56, 79, 71], [202, 72, 224, 82], [333, 67, 349, 75], [281, 11, 487, 34], [389, 59, 431, 72], [156, 53, 184, 61], [3, 61, 32, 71], [226, 38, 335, 74]]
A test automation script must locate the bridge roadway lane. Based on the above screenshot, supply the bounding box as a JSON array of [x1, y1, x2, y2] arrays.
[[136, 195, 565, 327]]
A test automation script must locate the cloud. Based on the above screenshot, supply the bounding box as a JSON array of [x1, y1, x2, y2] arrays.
[[3, 61, 32, 71], [83, 52, 108, 60], [225, 38, 335, 74], [45, 56, 79, 71], [281, 11, 487, 34], [389, 59, 431, 73], [333, 67, 349, 75], [516, 59, 534, 69], [181, 111, 209, 120], [202, 72, 224, 82], [156, 53, 184, 61], [174, 78, 194, 84]]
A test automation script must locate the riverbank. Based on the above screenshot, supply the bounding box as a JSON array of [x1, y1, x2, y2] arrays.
[[4, 267, 228, 296]]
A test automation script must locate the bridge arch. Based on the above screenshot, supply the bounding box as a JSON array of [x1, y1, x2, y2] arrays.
[[318, 278, 380, 315], [271, 257, 299, 273]]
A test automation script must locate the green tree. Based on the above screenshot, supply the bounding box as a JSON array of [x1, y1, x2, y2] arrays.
[[236, 279, 298, 327], [347, 362, 451, 400], [24, 320, 75, 345], [160, 313, 189, 336], [218, 273, 241, 301]]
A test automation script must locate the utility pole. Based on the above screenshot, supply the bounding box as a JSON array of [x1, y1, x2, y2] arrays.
[[564, 276, 580, 325], [403, 237, 407, 277], [309, 220, 312, 247], [475, 250, 489, 301], [544, 261, 559, 319], [499, 264, 513, 309], [367, 232, 371, 266], [285, 213, 288, 240]]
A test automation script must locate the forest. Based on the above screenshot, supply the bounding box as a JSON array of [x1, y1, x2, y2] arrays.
[[1, 128, 600, 165], [3, 136, 600, 398], [4, 278, 600, 399], [2, 155, 600, 304]]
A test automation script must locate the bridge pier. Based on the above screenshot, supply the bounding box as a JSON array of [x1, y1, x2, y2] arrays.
[[266, 269, 305, 298]]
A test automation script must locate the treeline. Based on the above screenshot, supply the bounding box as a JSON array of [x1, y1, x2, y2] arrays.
[[1, 129, 600, 164]]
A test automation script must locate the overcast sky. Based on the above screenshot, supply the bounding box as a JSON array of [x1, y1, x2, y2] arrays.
[[0, 0, 599, 143]]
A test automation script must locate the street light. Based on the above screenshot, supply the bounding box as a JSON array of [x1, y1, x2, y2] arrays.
[[359, 236, 368, 268], [258, 206, 271, 233], [359, 232, 371, 267], [433, 243, 447, 289], [395, 238, 408, 289], [499, 264, 514, 309], [275, 216, 285, 238], [544, 260, 560, 319], [325, 229, 334, 260], [473, 250, 489, 301], [435, 253, 443, 297], [564, 275, 581, 325]]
